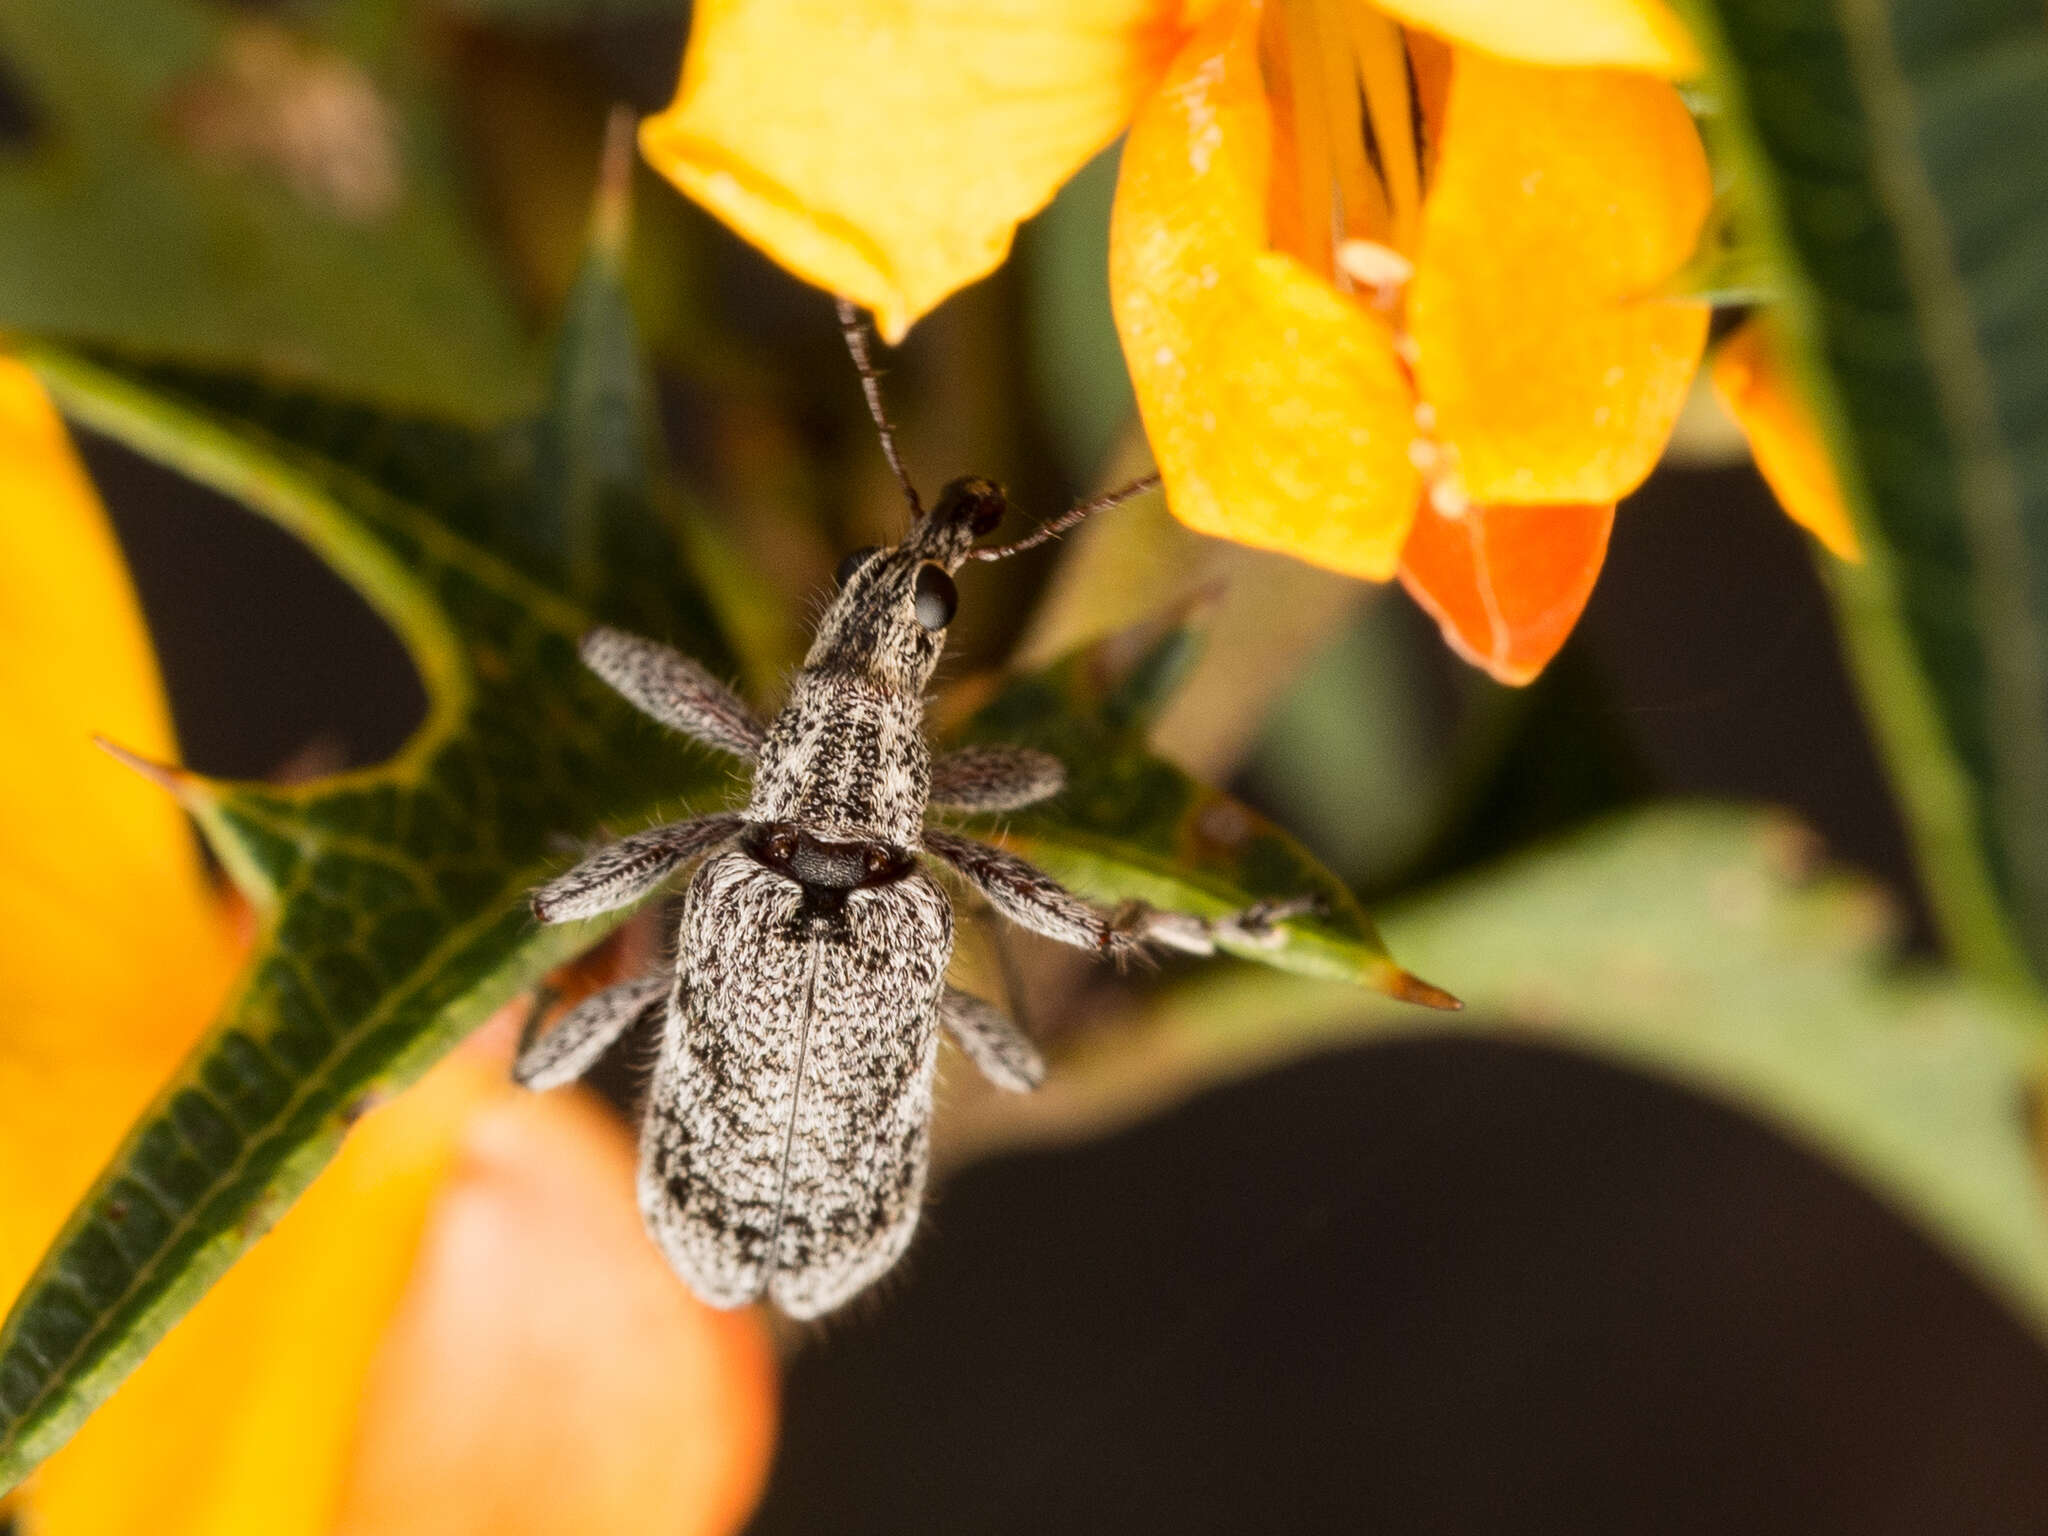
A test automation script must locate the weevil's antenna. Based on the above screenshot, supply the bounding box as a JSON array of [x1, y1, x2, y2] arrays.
[[835, 296, 923, 519], [969, 474, 1162, 561]]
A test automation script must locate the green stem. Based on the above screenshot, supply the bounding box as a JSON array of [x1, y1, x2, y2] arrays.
[[1823, 551, 2033, 991]]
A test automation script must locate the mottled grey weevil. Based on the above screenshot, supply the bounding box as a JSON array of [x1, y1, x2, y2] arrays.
[[516, 300, 1316, 1318]]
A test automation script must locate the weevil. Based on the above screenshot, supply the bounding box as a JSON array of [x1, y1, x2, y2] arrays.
[[517, 301, 1318, 1318]]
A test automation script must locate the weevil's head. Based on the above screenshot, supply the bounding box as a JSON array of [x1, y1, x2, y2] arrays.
[[804, 477, 1007, 690]]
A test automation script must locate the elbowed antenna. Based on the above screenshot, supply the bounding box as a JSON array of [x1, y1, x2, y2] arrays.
[[969, 474, 1162, 562], [835, 296, 923, 519]]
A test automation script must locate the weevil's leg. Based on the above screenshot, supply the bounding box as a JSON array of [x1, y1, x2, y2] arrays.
[[580, 627, 765, 760], [1108, 893, 1327, 956], [939, 986, 1045, 1092], [921, 828, 1136, 958], [515, 971, 671, 1091], [927, 745, 1065, 813], [923, 828, 1323, 959], [532, 813, 742, 924]]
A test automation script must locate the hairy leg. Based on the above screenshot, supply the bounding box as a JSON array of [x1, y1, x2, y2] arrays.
[[1110, 894, 1325, 955], [531, 813, 742, 923], [580, 627, 765, 759], [922, 828, 1320, 959], [927, 745, 1065, 812], [921, 828, 1134, 957], [515, 971, 671, 1090], [939, 986, 1044, 1092]]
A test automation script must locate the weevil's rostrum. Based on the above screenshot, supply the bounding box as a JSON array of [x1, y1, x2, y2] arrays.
[[520, 329, 1318, 1319]]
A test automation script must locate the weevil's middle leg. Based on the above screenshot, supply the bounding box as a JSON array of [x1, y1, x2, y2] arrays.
[[922, 828, 1322, 961], [515, 971, 671, 1091], [1107, 894, 1326, 956], [921, 828, 1137, 958], [927, 745, 1065, 812], [532, 812, 742, 923], [939, 986, 1045, 1092]]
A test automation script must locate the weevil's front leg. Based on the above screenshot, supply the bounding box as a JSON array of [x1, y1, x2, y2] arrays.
[[532, 813, 742, 923], [939, 986, 1045, 1092], [922, 829, 1322, 960], [921, 828, 1136, 958], [581, 627, 765, 760], [516, 972, 671, 1091], [927, 746, 1065, 813]]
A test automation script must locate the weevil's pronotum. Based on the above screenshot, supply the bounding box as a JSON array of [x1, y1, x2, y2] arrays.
[[517, 301, 1321, 1317]]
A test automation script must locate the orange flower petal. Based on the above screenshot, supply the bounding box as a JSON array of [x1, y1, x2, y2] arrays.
[[333, 1087, 778, 1536], [1711, 318, 1861, 561], [1375, 0, 1700, 77], [29, 1050, 504, 1536], [642, 0, 1190, 343], [1111, 1, 1422, 579], [1407, 50, 1710, 508], [1398, 499, 1615, 685]]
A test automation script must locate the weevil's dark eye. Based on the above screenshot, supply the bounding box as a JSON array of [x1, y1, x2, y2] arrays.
[[912, 563, 957, 629], [835, 546, 881, 587]]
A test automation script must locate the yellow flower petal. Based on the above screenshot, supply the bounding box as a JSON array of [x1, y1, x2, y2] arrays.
[[1373, 0, 1700, 77], [0, 357, 243, 1325], [1711, 317, 1861, 561], [1111, 0, 1422, 579], [1407, 49, 1711, 508], [643, 0, 1190, 343], [333, 1086, 778, 1536]]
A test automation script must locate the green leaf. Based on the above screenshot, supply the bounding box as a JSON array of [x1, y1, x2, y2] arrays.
[[0, 0, 533, 418], [1673, 0, 2048, 987], [947, 617, 1456, 1006], [945, 807, 2048, 1341], [0, 298, 738, 1487]]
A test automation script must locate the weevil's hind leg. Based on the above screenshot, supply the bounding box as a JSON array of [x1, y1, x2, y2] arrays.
[[923, 827, 1324, 959], [532, 813, 742, 923], [926, 745, 1065, 813], [515, 971, 670, 1091], [579, 627, 766, 760], [940, 986, 1045, 1092]]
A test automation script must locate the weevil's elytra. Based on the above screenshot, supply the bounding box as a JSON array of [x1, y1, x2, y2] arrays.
[[517, 301, 1324, 1319]]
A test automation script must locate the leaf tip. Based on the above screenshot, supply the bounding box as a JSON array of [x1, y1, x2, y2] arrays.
[[1385, 968, 1463, 1011], [92, 733, 211, 808]]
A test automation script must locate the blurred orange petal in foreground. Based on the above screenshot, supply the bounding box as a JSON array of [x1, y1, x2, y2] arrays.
[[0, 358, 777, 1536]]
